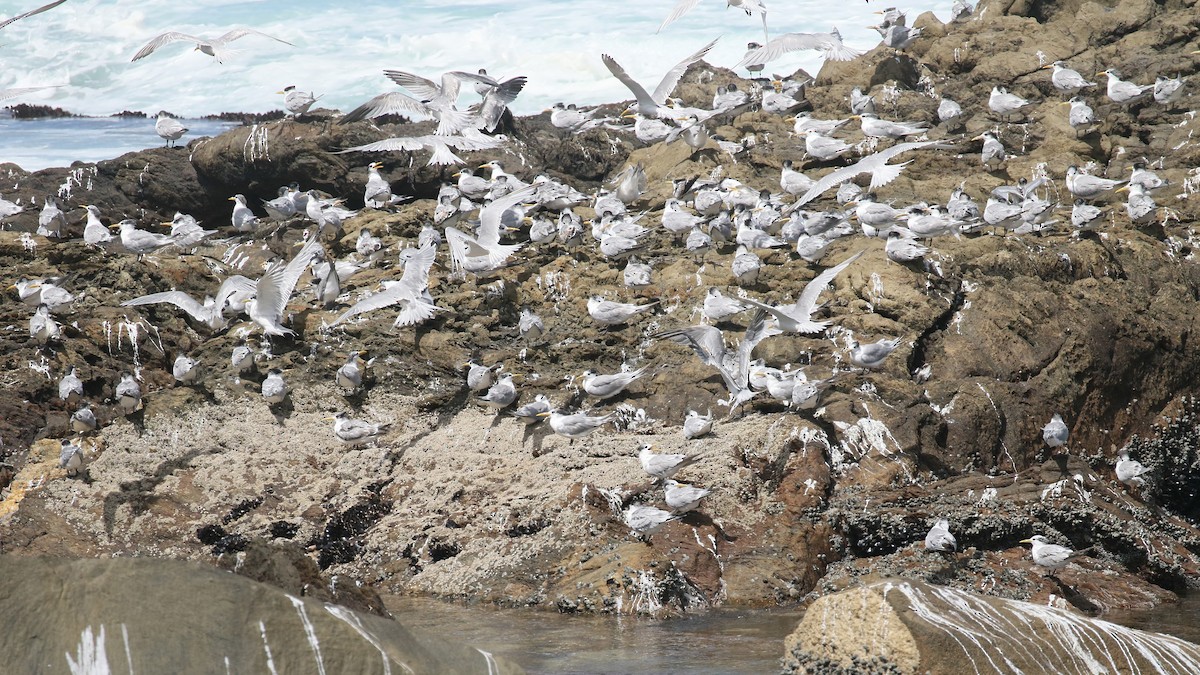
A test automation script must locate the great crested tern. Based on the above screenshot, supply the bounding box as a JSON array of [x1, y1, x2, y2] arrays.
[[59, 439, 83, 477], [154, 112, 187, 148], [735, 28, 860, 69], [736, 250, 863, 335], [278, 85, 319, 116], [247, 237, 322, 337], [122, 275, 255, 332], [1020, 535, 1088, 573], [0, 0, 67, 32], [682, 409, 714, 439], [788, 140, 948, 210], [624, 504, 679, 536], [334, 244, 440, 328], [1115, 448, 1150, 488], [261, 368, 287, 404], [131, 28, 294, 63], [444, 183, 536, 274], [654, 308, 770, 414], [924, 519, 957, 552], [658, 0, 768, 40], [664, 479, 711, 513], [602, 37, 719, 119], [329, 412, 390, 445]]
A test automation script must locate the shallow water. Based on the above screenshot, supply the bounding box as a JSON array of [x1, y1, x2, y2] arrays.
[[387, 596, 803, 674], [389, 592, 1200, 674], [0, 116, 239, 172]]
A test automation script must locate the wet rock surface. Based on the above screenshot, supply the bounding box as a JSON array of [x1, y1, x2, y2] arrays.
[[0, 555, 522, 674], [781, 579, 1200, 674], [1, 0, 1200, 649]]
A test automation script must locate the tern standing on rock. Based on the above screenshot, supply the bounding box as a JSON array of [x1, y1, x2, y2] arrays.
[[1042, 413, 1068, 448], [155, 113, 188, 148]]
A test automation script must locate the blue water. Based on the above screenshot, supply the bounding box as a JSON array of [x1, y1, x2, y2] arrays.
[[0, 116, 238, 171], [1, 1, 946, 119]]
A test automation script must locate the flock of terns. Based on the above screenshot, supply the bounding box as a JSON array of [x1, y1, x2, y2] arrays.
[[2, 0, 1185, 577]]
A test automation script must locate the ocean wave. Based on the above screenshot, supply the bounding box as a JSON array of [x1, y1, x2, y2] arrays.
[[1, 0, 946, 118]]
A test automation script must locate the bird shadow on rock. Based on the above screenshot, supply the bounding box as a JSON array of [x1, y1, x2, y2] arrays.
[[269, 399, 294, 424], [101, 444, 224, 537], [524, 423, 554, 457], [1051, 574, 1102, 616], [341, 387, 368, 410], [681, 510, 736, 543]]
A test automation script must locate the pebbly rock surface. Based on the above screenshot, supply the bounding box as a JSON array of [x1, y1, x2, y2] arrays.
[[0, 555, 522, 674], [3, 0, 1200, 639], [781, 579, 1200, 674]]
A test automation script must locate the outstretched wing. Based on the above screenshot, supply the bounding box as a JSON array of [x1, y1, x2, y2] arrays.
[[478, 183, 538, 246], [131, 32, 202, 61], [383, 70, 445, 102], [397, 243, 437, 292], [216, 28, 294, 47], [333, 284, 407, 325], [736, 32, 860, 69], [792, 249, 864, 318], [278, 237, 322, 306], [0, 85, 61, 102], [121, 291, 209, 323], [652, 36, 719, 104], [657, 0, 703, 33], [0, 0, 67, 31], [601, 54, 658, 113], [339, 91, 438, 124]]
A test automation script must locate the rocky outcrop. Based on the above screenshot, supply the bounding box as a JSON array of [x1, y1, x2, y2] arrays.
[[782, 579, 1200, 674], [4, 0, 1200, 631], [0, 555, 522, 674]]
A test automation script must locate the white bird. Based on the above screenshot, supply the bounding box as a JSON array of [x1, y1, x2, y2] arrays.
[[732, 245, 762, 285], [1070, 199, 1104, 232], [113, 219, 176, 255], [82, 205, 114, 245], [0, 0, 67, 32], [885, 230, 929, 264], [1020, 535, 1085, 573], [583, 366, 650, 400], [1064, 96, 1096, 135], [602, 38, 719, 119], [858, 112, 928, 140], [925, 519, 957, 552], [168, 211, 216, 249], [976, 132, 1005, 168], [624, 504, 680, 536], [329, 412, 390, 445], [512, 394, 553, 425], [340, 70, 486, 136], [735, 28, 861, 69], [1044, 61, 1095, 93], [337, 131, 504, 166], [121, 275, 256, 332], [849, 87, 875, 115], [71, 404, 98, 434], [465, 361, 503, 392], [1066, 165, 1124, 200], [519, 307, 545, 342], [29, 303, 59, 345], [1115, 448, 1151, 488], [59, 439, 84, 477], [173, 354, 199, 384], [155, 113, 188, 148], [1098, 68, 1154, 105], [444, 184, 536, 274], [849, 336, 902, 370], [229, 194, 258, 232], [1120, 182, 1157, 224], [1154, 74, 1188, 105], [333, 244, 441, 328], [683, 409, 714, 439], [793, 112, 849, 135], [588, 297, 658, 326], [788, 140, 946, 209], [937, 97, 963, 127], [737, 250, 863, 335], [655, 309, 770, 414], [702, 288, 751, 322], [363, 162, 397, 209], [59, 366, 83, 404], [780, 159, 815, 196], [247, 237, 323, 337], [638, 443, 703, 481], [538, 409, 615, 439], [336, 351, 369, 392], [664, 479, 711, 513], [115, 372, 141, 414], [278, 85, 319, 116], [232, 340, 255, 375], [131, 28, 294, 63], [1043, 413, 1069, 448], [988, 86, 1034, 120], [478, 373, 519, 411], [36, 197, 66, 238], [658, 0, 767, 40], [261, 369, 287, 404]]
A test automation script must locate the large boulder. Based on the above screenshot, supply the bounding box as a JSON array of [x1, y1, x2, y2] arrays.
[[782, 579, 1200, 674]]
